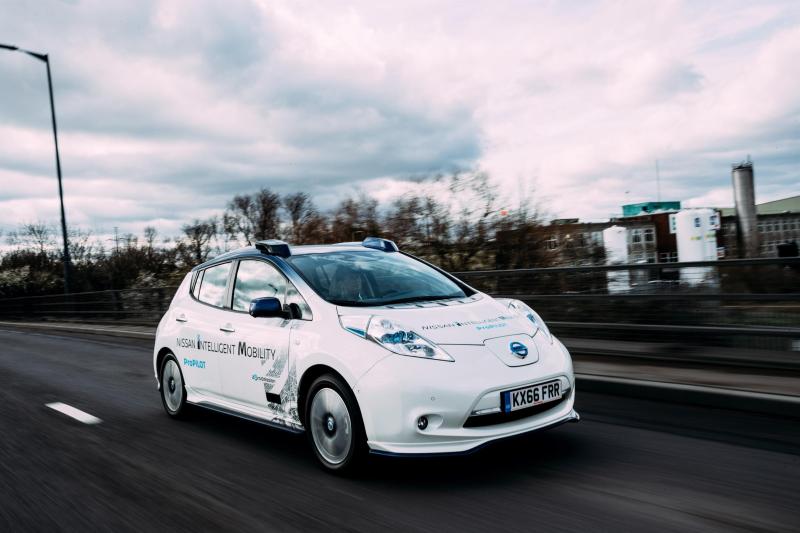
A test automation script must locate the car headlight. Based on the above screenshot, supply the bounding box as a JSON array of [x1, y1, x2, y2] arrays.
[[507, 299, 552, 343], [339, 315, 454, 362]]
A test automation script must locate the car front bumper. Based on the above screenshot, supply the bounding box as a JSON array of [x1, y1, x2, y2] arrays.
[[353, 333, 578, 455]]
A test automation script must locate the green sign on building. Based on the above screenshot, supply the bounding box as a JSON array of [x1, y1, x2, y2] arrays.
[[622, 201, 681, 217]]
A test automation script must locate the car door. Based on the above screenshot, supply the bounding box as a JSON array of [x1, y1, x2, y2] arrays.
[[173, 261, 232, 398], [220, 259, 294, 412]]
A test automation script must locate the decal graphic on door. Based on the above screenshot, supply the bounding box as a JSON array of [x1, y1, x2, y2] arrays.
[[252, 340, 301, 430]]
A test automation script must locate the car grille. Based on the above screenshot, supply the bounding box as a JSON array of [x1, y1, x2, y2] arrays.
[[463, 395, 568, 428]]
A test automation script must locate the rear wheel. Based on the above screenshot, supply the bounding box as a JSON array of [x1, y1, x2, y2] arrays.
[[305, 374, 367, 473], [160, 354, 188, 418]]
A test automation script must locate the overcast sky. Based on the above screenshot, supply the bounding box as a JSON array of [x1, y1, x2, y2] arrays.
[[1, 0, 798, 238]]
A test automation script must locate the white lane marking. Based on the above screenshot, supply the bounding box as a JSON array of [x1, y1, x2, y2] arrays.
[[45, 402, 102, 425]]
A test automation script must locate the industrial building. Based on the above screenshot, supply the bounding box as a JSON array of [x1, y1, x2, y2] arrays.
[[540, 159, 798, 266], [719, 195, 800, 258], [545, 213, 668, 265]]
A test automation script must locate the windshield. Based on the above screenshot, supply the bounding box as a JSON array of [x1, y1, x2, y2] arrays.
[[286, 251, 469, 306]]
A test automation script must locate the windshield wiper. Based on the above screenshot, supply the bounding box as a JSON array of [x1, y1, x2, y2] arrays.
[[328, 299, 373, 307], [330, 295, 464, 307], [379, 294, 463, 305]]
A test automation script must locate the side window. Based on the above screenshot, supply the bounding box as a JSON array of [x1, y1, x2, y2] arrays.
[[286, 283, 313, 320], [232, 260, 288, 312], [197, 262, 231, 308]]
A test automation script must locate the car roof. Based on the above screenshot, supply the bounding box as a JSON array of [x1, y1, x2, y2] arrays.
[[191, 243, 380, 271]]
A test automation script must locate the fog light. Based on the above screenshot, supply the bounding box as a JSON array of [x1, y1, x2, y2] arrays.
[[417, 416, 428, 430]]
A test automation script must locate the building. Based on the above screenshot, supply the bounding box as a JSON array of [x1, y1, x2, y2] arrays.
[[718, 195, 800, 257], [531, 156, 797, 267], [540, 194, 799, 266], [543, 213, 670, 265], [542, 219, 607, 266], [541, 198, 683, 265]]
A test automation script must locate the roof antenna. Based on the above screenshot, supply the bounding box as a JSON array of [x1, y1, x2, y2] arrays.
[[655, 159, 661, 202]]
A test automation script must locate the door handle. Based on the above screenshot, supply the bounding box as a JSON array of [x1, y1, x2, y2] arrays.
[[175, 314, 188, 323], [219, 324, 236, 333]]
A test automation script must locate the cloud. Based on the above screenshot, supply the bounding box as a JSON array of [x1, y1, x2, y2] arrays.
[[0, 0, 798, 237]]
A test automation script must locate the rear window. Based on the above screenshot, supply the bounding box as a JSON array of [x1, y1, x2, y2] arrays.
[[196, 262, 231, 308]]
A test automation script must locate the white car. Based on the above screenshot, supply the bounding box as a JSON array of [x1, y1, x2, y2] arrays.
[[153, 238, 579, 472]]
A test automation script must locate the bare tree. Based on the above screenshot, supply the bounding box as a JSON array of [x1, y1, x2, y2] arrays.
[[67, 227, 95, 263], [144, 226, 157, 250], [250, 187, 281, 241], [225, 194, 255, 244], [0, 170, 560, 296], [224, 188, 282, 245], [7, 222, 57, 257], [492, 179, 553, 269], [384, 196, 424, 248], [389, 171, 501, 270], [283, 192, 326, 244], [445, 171, 500, 270], [179, 218, 218, 265], [330, 194, 381, 243]]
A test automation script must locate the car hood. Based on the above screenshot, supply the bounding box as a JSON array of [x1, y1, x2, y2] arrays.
[[336, 294, 537, 346]]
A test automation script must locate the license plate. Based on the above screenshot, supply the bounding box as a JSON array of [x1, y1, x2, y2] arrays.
[[501, 380, 562, 413]]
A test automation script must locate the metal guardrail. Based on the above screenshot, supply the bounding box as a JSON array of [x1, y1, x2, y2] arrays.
[[550, 321, 800, 352], [0, 286, 177, 325], [0, 258, 797, 350], [452, 259, 800, 350], [454, 258, 800, 296], [515, 293, 800, 325], [453, 256, 800, 275]]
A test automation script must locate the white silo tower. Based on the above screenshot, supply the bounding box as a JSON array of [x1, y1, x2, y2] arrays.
[[602, 225, 630, 293], [671, 208, 719, 262], [669, 208, 720, 286], [602, 226, 629, 264]]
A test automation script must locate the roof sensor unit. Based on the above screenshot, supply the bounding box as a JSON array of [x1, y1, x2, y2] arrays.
[[255, 239, 291, 258], [362, 237, 399, 252]]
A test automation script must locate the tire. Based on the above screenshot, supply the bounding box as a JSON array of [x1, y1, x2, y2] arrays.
[[305, 374, 367, 474], [160, 353, 189, 418]]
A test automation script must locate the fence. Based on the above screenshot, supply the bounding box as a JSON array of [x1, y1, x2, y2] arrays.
[[1, 258, 798, 350], [455, 258, 800, 351], [0, 286, 177, 326]]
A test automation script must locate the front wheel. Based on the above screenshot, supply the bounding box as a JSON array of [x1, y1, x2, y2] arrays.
[[160, 354, 188, 418], [305, 374, 367, 473]]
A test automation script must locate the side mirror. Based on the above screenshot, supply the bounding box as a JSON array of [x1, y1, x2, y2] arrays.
[[249, 297, 287, 319]]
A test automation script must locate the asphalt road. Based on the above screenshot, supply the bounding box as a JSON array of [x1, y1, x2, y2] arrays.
[[0, 327, 797, 532]]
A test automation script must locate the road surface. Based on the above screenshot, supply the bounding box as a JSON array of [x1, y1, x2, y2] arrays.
[[0, 327, 797, 532]]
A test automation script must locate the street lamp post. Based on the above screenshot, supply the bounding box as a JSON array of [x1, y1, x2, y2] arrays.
[[1, 43, 72, 293]]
